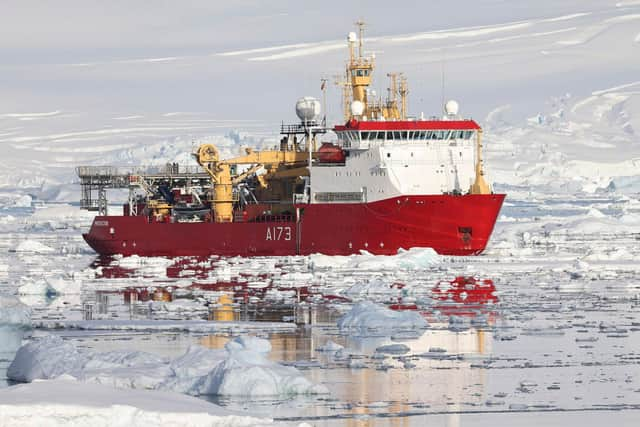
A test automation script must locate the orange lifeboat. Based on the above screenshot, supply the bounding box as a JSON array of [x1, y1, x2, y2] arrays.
[[317, 142, 346, 164]]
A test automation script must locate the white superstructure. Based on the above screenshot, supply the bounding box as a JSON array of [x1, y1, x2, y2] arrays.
[[310, 127, 479, 203]]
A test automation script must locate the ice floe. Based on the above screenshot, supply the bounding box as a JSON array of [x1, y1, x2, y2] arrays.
[[0, 378, 274, 427], [8, 334, 328, 398], [337, 301, 429, 336], [14, 239, 55, 254], [0, 295, 32, 357], [33, 319, 296, 333], [310, 248, 440, 271], [0, 294, 31, 327], [194, 336, 329, 396]]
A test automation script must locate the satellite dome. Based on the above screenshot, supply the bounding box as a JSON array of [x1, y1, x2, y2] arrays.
[[444, 100, 459, 116], [348, 32, 357, 43], [295, 97, 321, 122], [350, 100, 364, 117]]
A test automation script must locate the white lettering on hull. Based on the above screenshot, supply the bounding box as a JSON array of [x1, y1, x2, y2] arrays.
[[266, 226, 292, 241]]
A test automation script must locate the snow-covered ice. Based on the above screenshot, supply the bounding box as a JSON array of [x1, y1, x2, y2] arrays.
[[33, 319, 296, 334], [0, 295, 31, 327], [194, 336, 329, 396], [0, 378, 276, 427], [337, 301, 429, 336], [310, 247, 439, 271], [14, 240, 55, 254], [8, 334, 327, 397], [0, 295, 31, 358]]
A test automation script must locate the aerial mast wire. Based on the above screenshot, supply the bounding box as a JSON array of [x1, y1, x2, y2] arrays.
[[441, 49, 446, 115]]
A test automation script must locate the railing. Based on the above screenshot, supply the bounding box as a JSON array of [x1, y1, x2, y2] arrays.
[[76, 164, 205, 179], [313, 192, 364, 203], [251, 214, 294, 223], [280, 121, 327, 135]]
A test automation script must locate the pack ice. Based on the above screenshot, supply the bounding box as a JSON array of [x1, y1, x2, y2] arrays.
[[8, 335, 328, 397]]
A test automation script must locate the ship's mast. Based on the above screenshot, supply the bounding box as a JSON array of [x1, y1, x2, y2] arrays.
[[346, 21, 374, 118], [334, 73, 351, 122], [320, 77, 328, 125], [357, 19, 365, 58], [399, 74, 409, 120], [342, 22, 411, 122]]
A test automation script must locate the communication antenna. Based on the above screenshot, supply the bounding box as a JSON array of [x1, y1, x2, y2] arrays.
[[355, 20, 365, 59], [320, 77, 328, 126], [441, 49, 446, 115], [334, 73, 351, 122]]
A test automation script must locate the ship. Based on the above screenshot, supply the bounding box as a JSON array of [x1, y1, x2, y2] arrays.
[[78, 23, 505, 257]]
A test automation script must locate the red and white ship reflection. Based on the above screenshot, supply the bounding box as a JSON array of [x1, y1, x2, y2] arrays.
[[88, 256, 498, 324]]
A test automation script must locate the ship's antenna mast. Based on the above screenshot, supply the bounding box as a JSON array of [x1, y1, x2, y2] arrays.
[[399, 73, 408, 120], [334, 73, 351, 122], [387, 73, 398, 106], [356, 19, 365, 59], [320, 77, 328, 126], [441, 50, 446, 114]]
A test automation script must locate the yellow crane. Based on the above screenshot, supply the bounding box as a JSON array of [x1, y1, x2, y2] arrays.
[[195, 144, 310, 223]]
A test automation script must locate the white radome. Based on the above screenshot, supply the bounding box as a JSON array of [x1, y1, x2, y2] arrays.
[[350, 100, 364, 117], [295, 97, 321, 122], [445, 100, 459, 116], [348, 32, 357, 43]]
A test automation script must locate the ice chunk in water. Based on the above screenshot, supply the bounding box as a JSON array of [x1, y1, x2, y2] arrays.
[[317, 340, 344, 352], [0, 294, 31, 327], [0, 294, 32, 357], [8, 335, 87, 382], [194, 336, 329, 396], [337, 301, 429, 336]]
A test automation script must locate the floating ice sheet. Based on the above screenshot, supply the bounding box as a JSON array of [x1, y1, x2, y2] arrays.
[[0, 378, 274, 427], [8, 334, 327, 398], [337, 301, 429, 337]]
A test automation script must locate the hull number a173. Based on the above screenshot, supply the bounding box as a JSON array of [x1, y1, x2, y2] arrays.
[[266, 226, 292, 241]]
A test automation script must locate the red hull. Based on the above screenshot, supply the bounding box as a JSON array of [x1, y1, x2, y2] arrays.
[[83, 194, 505, 257]]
